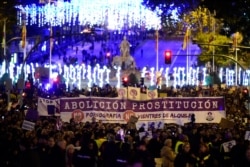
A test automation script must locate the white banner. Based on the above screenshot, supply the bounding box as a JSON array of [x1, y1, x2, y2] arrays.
[[37, 97, 60, 116], [38, 96, 226, 124], [59, 110, 225, 124]]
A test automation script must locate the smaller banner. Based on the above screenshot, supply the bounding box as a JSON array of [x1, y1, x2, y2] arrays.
[[22, 120, 35, 131], [136, 121, 164, 130], [147, 89, 158, 100], [117, 88, 127, 99], [140, 92, 147, 101], [37, 97, 60, 116], [139, 131, 153, 140], [222, 140, 236, 153], [148, 121, 164, 129], [245, 131, 250, 141], [136, 122, 148, 130], [128, 87, 141, 100]]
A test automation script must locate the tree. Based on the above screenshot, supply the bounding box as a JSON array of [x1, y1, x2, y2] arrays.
[[142, 0, 250, 43], [200, 0, 250, 44], [142, 0, 250, 68], [195, 32, 231, 67], [0, 0, 19, 63], [0, 0, 19, 33], [142, 0, 200, 35], [182, 7, 218, 34], [182, 6, 232, 66], [142, 0, 199, 14]]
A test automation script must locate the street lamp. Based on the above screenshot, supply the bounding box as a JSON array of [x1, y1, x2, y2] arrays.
[[2, 18, 7, 72], [207, 10, 216, 73], [232, 32, 241, 86]]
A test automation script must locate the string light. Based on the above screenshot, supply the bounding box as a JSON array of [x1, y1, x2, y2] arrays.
[[219, 68, 223, 83], [87, 65, 92, 88], [165, 67, 169, 87], [173, 67, 177, 88], [116, 66, 121, 88], [98, 64, 105, 88], [18, 0, 161, 29], [105, 66, 111, 84], [76, 65, 82, 89], [2, 62, 250, 88], [150, 67, 155, 86]]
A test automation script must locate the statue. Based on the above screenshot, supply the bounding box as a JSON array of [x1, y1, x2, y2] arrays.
[[120, 36, 130, 60], [112, 36, 136, 70]]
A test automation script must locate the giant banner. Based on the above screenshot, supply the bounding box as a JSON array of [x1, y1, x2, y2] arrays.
[[58, 97, 225, 124]]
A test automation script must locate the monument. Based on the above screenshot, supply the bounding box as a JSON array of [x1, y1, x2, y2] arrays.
[[120, 36, 130, 60], [112, 36, 136, 70]]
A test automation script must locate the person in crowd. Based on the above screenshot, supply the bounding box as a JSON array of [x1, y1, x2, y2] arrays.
[[161, 138, 176, 167], [19, 137, 41, 167], [132, 139, 156, 167], [230, 136, 249, 167], [95, 129, 107, 157], [125, 154, 144, 167], [51, 138, 67, 167], [174, 142, 196, 167], [2, 81, 250, 167], [41, 136, 57, 167], [117, 134, 137, 166], [99, 133, 120, 167], [219, 130, 234, 167], [73, 131, 98, 167], [174, 134, 189, 154], [147, 131, 163, 159], [195, 142, 218, 167], [66, 144, 75, 167], [242, 145, 250, 167]]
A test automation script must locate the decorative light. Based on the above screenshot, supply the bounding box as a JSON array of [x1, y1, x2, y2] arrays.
[[226, 68, 234, 86], [30, 63, 35, 81], [87, 65, 92, 88], [1, 62, 250, 88], [243, 70, 250, 86], [76, 65, 82, 89], [9, 63, 15, 82], [116, 66, 121, 88], [63, 65, 69, 89], [141, 67, 147, 78], [180, 67, 185, 86], [98, 65, 105, 88], [173, 67, 177, 88], [195, 67, 199, 86], [239, 68, 241, 85], [82, 64, 86, 80], [105, 66, 111, 84], [150, 67, 155, 86], [18, 0, 161, 29], [92, 65, 97, 84], [247, 70, 250, 86], [202, 68, 206, 85], [191, 68, 196, 86], [165, 67, 169, 87]]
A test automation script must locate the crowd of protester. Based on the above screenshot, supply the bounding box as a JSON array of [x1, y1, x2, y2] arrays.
[[1, 83, 250, 167], [4, 23, 250, 167]]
